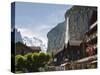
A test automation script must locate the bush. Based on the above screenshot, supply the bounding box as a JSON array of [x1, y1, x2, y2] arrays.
[[15, 52, 51, 72], [15, 55, 25, 71]]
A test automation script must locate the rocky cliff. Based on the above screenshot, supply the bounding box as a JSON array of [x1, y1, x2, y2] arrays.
[[47, 6, 97, 55], [47, 22, 66, 54], [15, 28, 23, 43], [11, 28, 23, 43], [65, 6, 97, 41]]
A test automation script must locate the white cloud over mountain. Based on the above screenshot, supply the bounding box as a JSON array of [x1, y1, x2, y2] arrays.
[[18, 28, 47, 52]]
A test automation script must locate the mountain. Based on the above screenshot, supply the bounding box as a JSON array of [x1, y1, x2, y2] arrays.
[[47, 6, 97, 55], [11, 28, 23, 43], [11, 28, 46, 52], [47, 22, 66, 54], [65, 6, 96, 41], [22, 36, 46, 52]]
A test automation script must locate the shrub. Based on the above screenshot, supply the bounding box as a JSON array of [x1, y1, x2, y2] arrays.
[[15, 55, 25, 71], [15, 52, 51, 72]]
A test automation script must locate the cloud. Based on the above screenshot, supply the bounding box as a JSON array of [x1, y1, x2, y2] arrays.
[[17, 28, 48, 47], [15, 2, 73, 51]]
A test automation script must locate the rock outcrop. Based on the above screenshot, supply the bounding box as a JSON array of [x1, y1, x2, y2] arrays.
[[47, 6, 97, 55], [15, 28, 23, 43], [11, 28, 23, 43], [65, 6, 97, 41], [47, 22, 66, 54]]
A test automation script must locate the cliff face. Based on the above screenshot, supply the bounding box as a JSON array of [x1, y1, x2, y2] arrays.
[[11, 28, 23, 43], [47, 22, 66, 54], [65, 6, 96, 41], [47, 6, 97, 55], [15, 28, 23, 43]]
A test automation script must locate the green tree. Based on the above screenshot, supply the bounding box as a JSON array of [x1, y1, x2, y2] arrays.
[[15, 55, 25, 71], [15, 52, 51, 72], [31, 52, 51, 72]]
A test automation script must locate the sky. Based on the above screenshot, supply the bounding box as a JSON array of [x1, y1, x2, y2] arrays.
[[15, 2, 72, 49]]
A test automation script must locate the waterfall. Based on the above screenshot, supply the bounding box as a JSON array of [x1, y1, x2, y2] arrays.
[[65, 17, 69, 45]]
